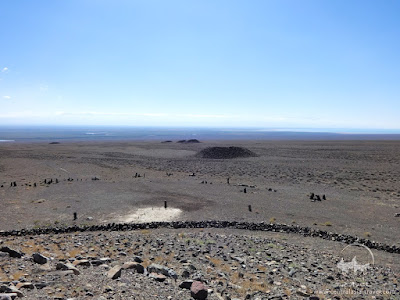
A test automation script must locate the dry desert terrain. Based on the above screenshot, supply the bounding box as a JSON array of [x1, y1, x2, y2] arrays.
[[0, 140, 399, 299]]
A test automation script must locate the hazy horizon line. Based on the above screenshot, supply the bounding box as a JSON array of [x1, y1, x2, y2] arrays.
[[0, 125, 399, 135]]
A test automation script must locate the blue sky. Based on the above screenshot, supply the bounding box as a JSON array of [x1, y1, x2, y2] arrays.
[[0, 0, 399, 130]]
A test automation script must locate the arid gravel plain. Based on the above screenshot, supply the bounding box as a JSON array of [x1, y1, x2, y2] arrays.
[[0, 140, 399, 299]]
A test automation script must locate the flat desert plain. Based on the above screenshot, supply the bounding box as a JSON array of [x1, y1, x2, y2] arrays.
[[0, 140, 399, 299], [0, 140, 398, 244]]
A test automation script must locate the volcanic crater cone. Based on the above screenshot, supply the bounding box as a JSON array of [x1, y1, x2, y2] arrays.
[[196, 146, 257, 159]]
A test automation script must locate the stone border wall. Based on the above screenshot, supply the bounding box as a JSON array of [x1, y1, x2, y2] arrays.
[[0, 221, 399, 254]]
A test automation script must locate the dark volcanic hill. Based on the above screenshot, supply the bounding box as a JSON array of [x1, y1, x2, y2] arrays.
[[177, 139, 201, 143], [196, 146, 257, 159]]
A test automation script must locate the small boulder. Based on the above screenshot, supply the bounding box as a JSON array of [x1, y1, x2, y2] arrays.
[[147, 263, 177, 279], [91, 257, 111, 266], [0, 294, 17, 300], [33, 283, 48, 289], [0, 286, 23, 298], [107, 265, 122, 280], [32, 253, 48, 265], [72, 259, 91, 267], [133, 256, 143, 263], [56, 262, 80, 275], [179, 280, 193, 289], [190, 281, 208, 300], [15, 283, 34, 290], [0, 247, 23, 259], [122, 262, 144, 273]]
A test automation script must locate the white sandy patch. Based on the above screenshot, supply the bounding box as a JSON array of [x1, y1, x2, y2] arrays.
[[117, 207, 182, 223]]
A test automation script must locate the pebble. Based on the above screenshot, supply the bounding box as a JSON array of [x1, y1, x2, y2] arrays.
[[149, 272, 167, 282]]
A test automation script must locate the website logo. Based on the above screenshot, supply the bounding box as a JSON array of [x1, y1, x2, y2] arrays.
[[337, 243, 374, 274]]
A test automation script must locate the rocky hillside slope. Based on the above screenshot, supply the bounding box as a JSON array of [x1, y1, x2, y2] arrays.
[[0, 225, 398, 300]]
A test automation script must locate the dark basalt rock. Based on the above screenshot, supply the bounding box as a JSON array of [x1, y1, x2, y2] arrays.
[[0, 221, 398, 254], [32, 253, 48, 264], [0, 246, 24, 258]]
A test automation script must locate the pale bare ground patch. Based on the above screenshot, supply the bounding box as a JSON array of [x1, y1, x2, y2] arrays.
[[113, 207, 182, 223]]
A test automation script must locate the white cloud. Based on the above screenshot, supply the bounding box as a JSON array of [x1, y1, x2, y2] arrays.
[[2, 96, 11, 99], [1, 67, 8, 72]]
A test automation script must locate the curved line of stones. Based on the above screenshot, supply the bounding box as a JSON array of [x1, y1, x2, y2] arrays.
[[0, 221, 399, 254]]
